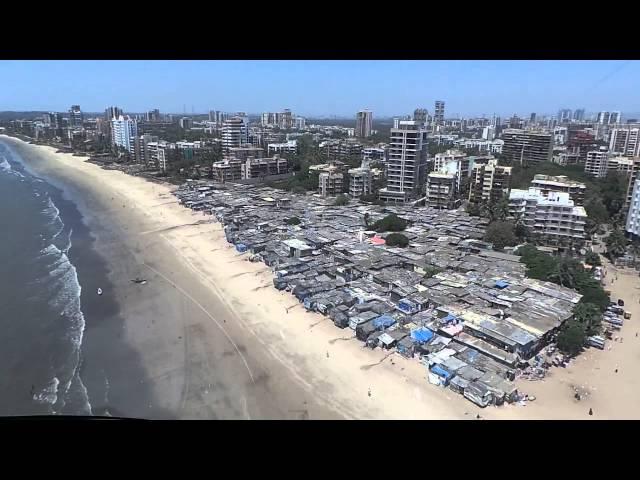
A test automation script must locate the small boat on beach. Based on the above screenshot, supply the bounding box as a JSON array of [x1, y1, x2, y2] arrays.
[[97, 288, 103, 296]]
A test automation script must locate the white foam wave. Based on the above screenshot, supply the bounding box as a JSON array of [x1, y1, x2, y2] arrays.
[[0, 156, 11, 171], [33, 377, 60, 407], [42, 197, 65, 240]]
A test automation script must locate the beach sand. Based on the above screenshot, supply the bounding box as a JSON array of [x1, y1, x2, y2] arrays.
[[5, 135, 640, 419]]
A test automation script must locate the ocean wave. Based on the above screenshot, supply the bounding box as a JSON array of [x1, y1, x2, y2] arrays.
[[0, 156, 11, 171], [42, 197, 65, 241], [33, 377, 60, 408]]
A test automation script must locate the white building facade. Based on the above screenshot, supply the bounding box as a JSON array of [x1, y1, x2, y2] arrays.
[[111, 115, 138, 154]]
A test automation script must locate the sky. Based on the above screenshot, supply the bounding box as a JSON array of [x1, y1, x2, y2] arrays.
[[0, 60, 638, 118]]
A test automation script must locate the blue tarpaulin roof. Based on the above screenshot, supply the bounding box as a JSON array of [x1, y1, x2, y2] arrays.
[[373, 315, 396, 328], [495, 280, 510, 289], [411, 327, 434, 344], [430, 365, 453, 379], [442, 314, 458, 324]]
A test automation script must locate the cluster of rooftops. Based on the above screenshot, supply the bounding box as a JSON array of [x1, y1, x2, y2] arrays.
[[174, 180, 582, 408]]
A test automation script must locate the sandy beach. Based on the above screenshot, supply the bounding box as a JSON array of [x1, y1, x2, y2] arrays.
[[5, 134, 640, 419]]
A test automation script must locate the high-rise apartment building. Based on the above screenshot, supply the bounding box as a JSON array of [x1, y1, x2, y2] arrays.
[[596, 111, 619, 125], [222, 116, 249, 154], [413, 108, 428, 125], [179, 117, 193, 129], [355, 110, 373, 138], [146, 109, 160, 122], [501, 129, 553, 165], [610, 111, 622, 124], [468, 159, 512, 205], [318, 168, 344, 197], [584, 149, 611, 178], [625, 179, 640, 238], [378, 120, 428, 203], [68, 105, 83, 128], [573, 109, 585, 121], [433, 149, 471, 193], [105, 106, 123, 120], [434, 101, 445, 126], [529, 113, 537, 124], [557, 109, 572, 124], [111, 115, 138, 154], [609, 127, 640, 157]]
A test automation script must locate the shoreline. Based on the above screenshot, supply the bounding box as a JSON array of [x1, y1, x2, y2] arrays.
[[3, 134, 639, 419]]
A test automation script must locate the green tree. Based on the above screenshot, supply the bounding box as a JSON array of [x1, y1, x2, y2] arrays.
[[571, 302, 602, 336], [514, 221, 530, 241], [334, 194, 349, 206], [423, 266, 442, 278], [484, 221, 518, 250], [385, 233, 409, 248], [286, 216, 301, 225], [372, 213, 408, 232], [584, 251, 601, 267], [606, 229, 628, 258], [466, 202, 481, 216], [556, 322, 586, 356]]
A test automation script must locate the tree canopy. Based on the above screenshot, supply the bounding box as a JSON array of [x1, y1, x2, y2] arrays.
[[606, 228, 628, 258], [372, 213, 408, 232], [385, 233, 409, 248], [334, 194, 349, 206], [484, 221, 518, 250]]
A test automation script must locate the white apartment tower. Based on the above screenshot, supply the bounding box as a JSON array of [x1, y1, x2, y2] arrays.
[[378, 120, 428, 203], [625, 179, 640, 238], [222, 116, 249, 154], [584, 149, 610, 178], [609, 127, 640, 157], [111, 115, 138, 154], [356, 110, 373, 138]]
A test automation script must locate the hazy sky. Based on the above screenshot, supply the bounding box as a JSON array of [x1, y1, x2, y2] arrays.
[[0, 60, 638, 117]]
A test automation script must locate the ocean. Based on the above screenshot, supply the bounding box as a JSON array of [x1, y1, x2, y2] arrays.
[[0, 139, 155, 417]]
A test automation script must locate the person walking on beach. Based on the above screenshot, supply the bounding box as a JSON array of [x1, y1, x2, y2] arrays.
[[589, 408, 593, 416]]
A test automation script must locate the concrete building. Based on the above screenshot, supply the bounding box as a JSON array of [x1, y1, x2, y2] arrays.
[[625, 179, 640, 238], [530, 174, 586, 206], [212, 159, 242, 182], [319, 139, 364, 161], [609, 127, 640, 157], [104, 106, 123, 121], [222, 116, 249, 154], [468, 159, 512, 205], [319, 167, 344, 197], [454, 138, 504, 154], [584, 149, 610, 178], [557, 109, 572, 124], [267, 140, 297, 156], [146, 109, 161, 122], [356, 110, 373, 138], [179, 117, 193, 129], [413, 108, 428, 125], [348, 166, 373, 198], [573, 109, 585, 122], [426, 173, 457, 209], [362, 147, 387, 163], [68, 105, 83, 128], [294, 117, 306, 130], [378, 120, 428, 203], [241, 155, 289, 179], [111, 115, 138, 154], [607, 156, 634, 175], [134, 134, 159, 165], [482, 126, 496, 141], [227, 146, 264, 161], [501, 129, 553, 165], [509, 188, 587, 246], [434, 101, 445, 126], [623, 158, 640, 210], [433, 149, 471, 193]]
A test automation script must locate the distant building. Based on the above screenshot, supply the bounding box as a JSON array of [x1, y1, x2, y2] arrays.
[[426, 173, 457, 209], [596, 111, 619, 125], [134, 134, 159, 165], [319, 139, 364, 161], [482, 126, 496, 140], [212, 159, 242, 182], [468, 159, 512, 205], [530, 174, 586, 206], [433, 149, 471, 193], [228, 146, 264, 161], [573, 109, 585, 122], [105, 106, 123, 121], [294, 117, 306, 130], [413, 108, 428, 125], [362, 147, 387, 162], [529, 113, 537, 124], [241, 155, 289, 179], [378, 120, 428, 203], [179, 117, 193, 129], [348, 166, 373, 198], [509, 188, 587, 246], [434, 101, 445, 126], [68, 105, 83, 128], [584, 149, 610, 178], [557, 109, 572, 124], [111, 115, 138, 154], [501, 129, 553, 165], [356, 110, 373, 138], [146, 109, 161, 122]]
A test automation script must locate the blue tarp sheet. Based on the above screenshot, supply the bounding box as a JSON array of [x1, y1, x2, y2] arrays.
[[442, 314, 458, 324], [236, 243, 248, 253], [430, 365, 453, 380], [373, 315, 396, 328], [411, 328, 434, 344], [495, 280, 510, 289]]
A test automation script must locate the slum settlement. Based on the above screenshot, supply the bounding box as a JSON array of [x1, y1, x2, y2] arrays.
[[175, 181, 584, 408]]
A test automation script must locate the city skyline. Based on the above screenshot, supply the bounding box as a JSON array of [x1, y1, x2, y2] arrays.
[[0, 60, 638, 117]]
